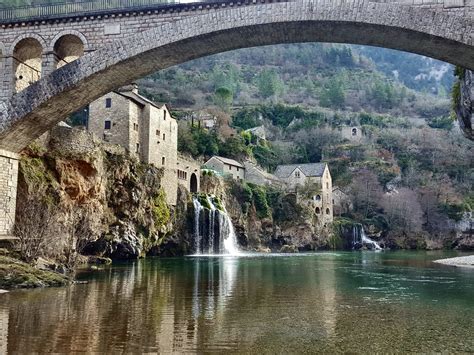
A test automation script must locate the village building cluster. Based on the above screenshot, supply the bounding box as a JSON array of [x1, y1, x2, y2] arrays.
[[87, 85, 334, 224]]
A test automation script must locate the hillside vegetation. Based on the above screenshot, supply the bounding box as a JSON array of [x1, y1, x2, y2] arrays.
[[168, 44, 471, 248]]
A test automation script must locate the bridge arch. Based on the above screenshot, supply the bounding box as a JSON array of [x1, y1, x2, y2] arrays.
[[11, 36, 44, 93], [0, 0, 473, 152], [52, 34, 86, 69]]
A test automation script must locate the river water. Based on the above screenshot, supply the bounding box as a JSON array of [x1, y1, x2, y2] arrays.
[[1, 251, 473, 353]]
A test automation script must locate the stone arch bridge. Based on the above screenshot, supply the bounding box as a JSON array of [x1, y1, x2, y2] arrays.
[[0, 0, 473, 237]]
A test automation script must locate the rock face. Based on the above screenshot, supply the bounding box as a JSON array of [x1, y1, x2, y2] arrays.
[[455, 69, 474, 140], [17, 126, 187, 262]]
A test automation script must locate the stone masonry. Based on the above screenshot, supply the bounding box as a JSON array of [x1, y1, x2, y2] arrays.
[[0, 149, 18, 237], [89, 85, 181, 205]]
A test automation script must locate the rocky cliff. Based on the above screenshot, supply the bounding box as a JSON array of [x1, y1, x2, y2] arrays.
[[454, 68, 473, 140], [16, 125, 192, 265]]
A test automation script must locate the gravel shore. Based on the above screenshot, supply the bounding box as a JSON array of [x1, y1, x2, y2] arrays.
[[434, 255, 474, 268]]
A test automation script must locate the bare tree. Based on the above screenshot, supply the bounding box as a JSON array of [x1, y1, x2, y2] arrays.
[[14, 192, 57, 262]]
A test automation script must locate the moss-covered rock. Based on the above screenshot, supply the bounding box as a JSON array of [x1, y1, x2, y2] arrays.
[[0, 256, 70, 290]]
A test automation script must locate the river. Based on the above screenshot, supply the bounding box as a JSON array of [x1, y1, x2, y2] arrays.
[[1, 251, 473, 353]]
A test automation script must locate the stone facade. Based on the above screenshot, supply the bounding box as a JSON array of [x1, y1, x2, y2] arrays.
[[176, 155, 201, 193], [88, 85, 181, 205], [204, 156, 245, 180], [0, 149, 18, 237], [274, 163, 333, 224], [243, 161, 281, 187], [340, 126, 365, 143]]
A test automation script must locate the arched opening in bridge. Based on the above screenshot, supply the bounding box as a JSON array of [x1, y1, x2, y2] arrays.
[[13, 37, 42, 93], [53, 35, 84, 69], [190, 173, 198, 193]]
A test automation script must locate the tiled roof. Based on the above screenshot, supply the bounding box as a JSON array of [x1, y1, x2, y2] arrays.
[[274, 163, 326, 178], [208, 156, 245, 168]]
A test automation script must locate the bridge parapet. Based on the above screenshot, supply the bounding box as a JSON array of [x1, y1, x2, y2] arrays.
[[0, 0, 256, 24], [0, 0, 471, 24], [369, 0, 473, 17]]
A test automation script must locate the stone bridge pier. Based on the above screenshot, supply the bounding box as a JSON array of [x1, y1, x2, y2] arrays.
[[0, 150, 18, 239]]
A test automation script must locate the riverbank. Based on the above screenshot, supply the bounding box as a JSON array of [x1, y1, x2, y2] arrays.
[[434, 255, 474, 268], [0, 255, 71, 290]]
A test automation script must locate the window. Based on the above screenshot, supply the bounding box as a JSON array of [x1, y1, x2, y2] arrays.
[[237, 167, 239, 172], [163, 133, 166, 141], [104, 120, 111, 130], [163, 110, 167, 121], [105, 98, 112, 108], [162, 157, 165, 165], [352, 128, 357, 136], [295, 171, 300, 178], [315, 195, 321, 201], [326, 208, 330, 215], [133, 123, 138, 131], [327, 182, 329, 189], [178, 170, 188, 180], [136, 143, 140, 154], [156, 129, 160, 136], [315, 207, 320, 214], [229, 165, 232, 170]]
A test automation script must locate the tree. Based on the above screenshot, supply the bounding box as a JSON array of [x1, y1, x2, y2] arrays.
[[256, 69, 284, 99], [213, 87, 233, 112], [320, 79, 345, 109]]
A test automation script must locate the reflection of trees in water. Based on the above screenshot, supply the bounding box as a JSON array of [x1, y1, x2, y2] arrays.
[[4, 256, 342, 352]]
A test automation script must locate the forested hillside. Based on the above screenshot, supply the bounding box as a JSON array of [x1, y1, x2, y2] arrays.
[[164, 44, 472, 247], [140, 43, 451, 117]]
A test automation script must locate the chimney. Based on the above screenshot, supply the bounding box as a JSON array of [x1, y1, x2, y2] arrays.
[[118, 83, 139, 94]]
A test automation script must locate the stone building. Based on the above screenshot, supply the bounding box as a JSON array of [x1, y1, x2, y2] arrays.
[[243, 161, 281, 187], [274, 163, 333, 224], [245, 126, 267, 142], [204, 156, 245, 180], [88, 84, 198, 205], [176, 154, 200, 193], [332, 186, 352, 217], [340, 126, 364, 143]]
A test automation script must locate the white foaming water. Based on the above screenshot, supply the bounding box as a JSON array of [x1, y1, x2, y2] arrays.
[[192, 196, 240, 255], [353, 224, 382, 250]]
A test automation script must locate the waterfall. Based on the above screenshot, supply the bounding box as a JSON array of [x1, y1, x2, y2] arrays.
[[193, 198, 204, 253], [192, 196, 240, 255], [352, 224, 382, 250]]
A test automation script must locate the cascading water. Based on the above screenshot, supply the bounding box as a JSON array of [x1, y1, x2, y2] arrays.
[[352, 224, 382, 250], [193, 198, 204, 253], [192, 195, 240, 255]]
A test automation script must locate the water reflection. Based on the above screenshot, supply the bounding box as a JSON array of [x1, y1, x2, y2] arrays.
[[1, 252, 473, 353]]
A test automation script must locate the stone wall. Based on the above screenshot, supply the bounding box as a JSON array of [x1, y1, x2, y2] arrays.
[[89, 91, 139, 158], [177, 155, 201, 193], [0, 149, 18, 237]]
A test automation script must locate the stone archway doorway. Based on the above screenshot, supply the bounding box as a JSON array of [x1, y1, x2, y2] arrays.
[[190, 173, 198, 193]]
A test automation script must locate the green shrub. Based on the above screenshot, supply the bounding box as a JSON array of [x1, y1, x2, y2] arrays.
[[152, 189, 171, 228]]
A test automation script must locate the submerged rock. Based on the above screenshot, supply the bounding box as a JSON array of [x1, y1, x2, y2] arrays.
[[279, 245, 299, 253]]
